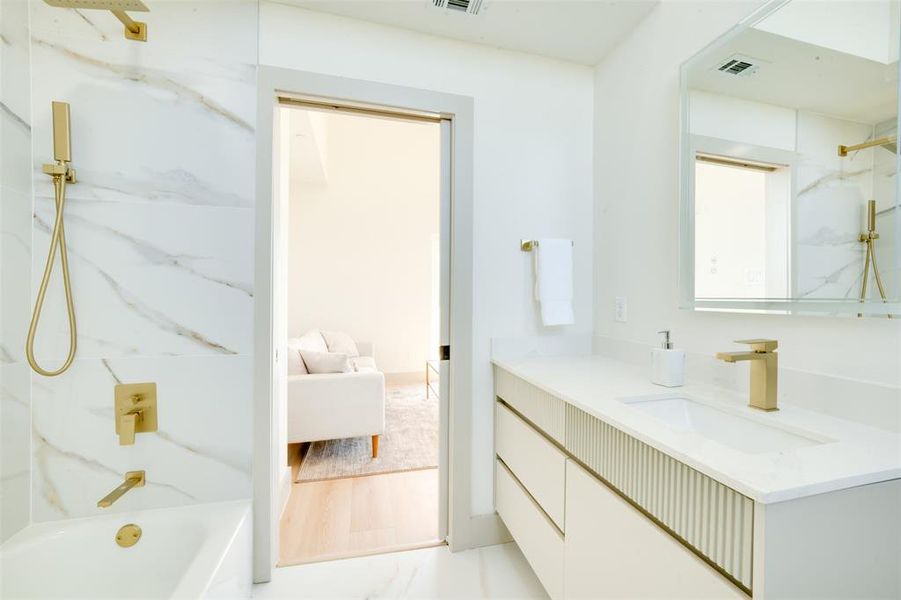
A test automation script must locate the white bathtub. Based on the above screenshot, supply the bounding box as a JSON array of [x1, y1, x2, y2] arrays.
[[0, 500, 251, 599]]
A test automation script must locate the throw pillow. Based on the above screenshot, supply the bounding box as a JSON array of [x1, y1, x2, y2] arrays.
[[322, 331, 360, 357], [300, 350, 351, 374], [286, 338, 308, 375], [297, 329, 328, 353]]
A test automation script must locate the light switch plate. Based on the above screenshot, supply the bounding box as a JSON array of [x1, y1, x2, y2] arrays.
[[615, 296, 628, 322]]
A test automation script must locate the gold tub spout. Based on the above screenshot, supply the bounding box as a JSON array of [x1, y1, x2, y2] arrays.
[[716, 339, 778, 411], [97, 471, 145, 508]]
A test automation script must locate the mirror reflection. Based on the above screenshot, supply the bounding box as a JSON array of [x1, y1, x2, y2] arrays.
[[683, 0, 899, 312]]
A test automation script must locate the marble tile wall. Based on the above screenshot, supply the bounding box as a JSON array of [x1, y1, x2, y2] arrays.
[[23, 0, 257, 521], [795, 111, 875, 300], [1, 0, 34, 541]]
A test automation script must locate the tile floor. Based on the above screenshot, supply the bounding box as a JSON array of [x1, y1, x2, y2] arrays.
[[254, 542, 547, 599]]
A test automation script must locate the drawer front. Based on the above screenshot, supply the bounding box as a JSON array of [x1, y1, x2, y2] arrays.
[[496, 459, 564, 600], [565, 461, 748, 599], [566, 404, 754, 593], [495, 366, 565, 444], [496, 401, 566, 529]]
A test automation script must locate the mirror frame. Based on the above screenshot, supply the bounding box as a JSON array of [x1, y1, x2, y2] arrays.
[[678, 0, 901, 317]]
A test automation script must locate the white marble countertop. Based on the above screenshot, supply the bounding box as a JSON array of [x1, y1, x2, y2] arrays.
[[492, 354, 901, 504]]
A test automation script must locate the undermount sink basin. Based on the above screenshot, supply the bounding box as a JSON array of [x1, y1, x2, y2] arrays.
[[622, 396, 826, 454]]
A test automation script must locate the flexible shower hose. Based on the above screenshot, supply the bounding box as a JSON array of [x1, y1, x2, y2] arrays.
[[25, 166, 77, 376]]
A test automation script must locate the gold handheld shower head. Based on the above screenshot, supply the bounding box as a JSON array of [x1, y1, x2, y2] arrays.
[[51, 101, 71, 163], [43, 0, 149, 42]]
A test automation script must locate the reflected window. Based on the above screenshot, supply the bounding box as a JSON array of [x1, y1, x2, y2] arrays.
[[694, 154, 790, 299]]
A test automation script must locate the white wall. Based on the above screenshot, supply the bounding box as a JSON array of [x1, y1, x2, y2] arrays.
[[260, 2, 595, 516], [593, 1, 901, 392], [287, 109, 440, 375]]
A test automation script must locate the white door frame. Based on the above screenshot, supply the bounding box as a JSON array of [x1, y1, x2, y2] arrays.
[[253, 67, 475, 583]]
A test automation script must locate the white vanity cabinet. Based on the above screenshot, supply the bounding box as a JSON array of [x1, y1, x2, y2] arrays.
[[564, 460, 746, 599], [493, 363, 901, 599], [494, 398, 745, 600], [494, 366, 750, 599]]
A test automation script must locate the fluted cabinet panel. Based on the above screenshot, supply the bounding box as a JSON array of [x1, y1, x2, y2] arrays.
[[565, 403, 754, 592], [495, 367, 566, 444]]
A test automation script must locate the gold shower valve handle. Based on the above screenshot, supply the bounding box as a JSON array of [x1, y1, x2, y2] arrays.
[[114, 383, 158, 445]]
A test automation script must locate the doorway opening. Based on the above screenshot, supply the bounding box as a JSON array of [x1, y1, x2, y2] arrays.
[[274, 99, 449, 566]]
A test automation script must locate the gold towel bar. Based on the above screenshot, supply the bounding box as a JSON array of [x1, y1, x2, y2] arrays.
[[520, 239, 573, 252]]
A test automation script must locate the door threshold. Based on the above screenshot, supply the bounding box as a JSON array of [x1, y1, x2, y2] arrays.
[[277, 539, 446, 569]]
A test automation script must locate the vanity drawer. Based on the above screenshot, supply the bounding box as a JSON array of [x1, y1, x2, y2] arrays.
[[496, 401, 566, 529], [564, 460, 747, 599], [495, 458, 564, 600], [495, 366, 565, 444]]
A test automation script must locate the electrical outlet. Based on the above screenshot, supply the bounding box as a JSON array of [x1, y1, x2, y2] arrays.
[[615, 296, 627, 322]]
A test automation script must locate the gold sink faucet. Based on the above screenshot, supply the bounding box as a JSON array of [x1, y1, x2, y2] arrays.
[[97, 470, 145, 508], [716, 339, 778, 411]]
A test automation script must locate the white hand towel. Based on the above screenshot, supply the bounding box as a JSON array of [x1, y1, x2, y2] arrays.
[[534, 238, 574, 326]]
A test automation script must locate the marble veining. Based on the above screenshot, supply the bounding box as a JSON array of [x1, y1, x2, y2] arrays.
[[20, 0, 257, 523], [52, 168, 253, 208], [45, 207, 253, 296], [32, 38, 254, 133], [1, 0, 33, 542], [71, 9, 109, 42], [33, 213, 240, 356], [0, 101, 30, 131]]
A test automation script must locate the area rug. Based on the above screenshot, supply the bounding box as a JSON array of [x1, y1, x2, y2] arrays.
[[295, 384, 439, 482]]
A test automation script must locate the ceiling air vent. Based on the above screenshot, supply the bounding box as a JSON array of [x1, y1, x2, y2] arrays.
[[432, 0, 484, 16], [715, 54, 760, 77]]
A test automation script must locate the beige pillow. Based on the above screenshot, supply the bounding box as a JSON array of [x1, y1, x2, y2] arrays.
[[322, 331, 360, 358], [297, 329, 328, 353], [286, 339, 308, 375], [299, 350, 351, 374]]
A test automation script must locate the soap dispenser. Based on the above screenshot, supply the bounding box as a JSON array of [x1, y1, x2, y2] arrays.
[[651, 330, 685, 387]]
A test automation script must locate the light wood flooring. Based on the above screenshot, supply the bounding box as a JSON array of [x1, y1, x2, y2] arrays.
[[279, 446, 441, 566]]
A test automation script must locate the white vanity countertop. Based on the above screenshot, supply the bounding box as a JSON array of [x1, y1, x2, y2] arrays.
[[492, 354, 901, 504]]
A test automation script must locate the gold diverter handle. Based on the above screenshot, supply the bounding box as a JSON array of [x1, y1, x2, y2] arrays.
[[25, 101, 78, 377]]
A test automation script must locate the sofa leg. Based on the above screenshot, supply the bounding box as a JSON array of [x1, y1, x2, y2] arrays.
[[371, 435, 380, 458]]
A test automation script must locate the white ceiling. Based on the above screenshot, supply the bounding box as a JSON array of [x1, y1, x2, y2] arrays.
[[688, 28, 899, 125], [277, 0, 659, 66]]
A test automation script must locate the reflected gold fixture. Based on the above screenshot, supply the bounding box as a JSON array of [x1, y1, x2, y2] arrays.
[[520, 239, 574, 251], [43, 0, 149, 42], [838, 135, 897, 157], [97, 471, 145, 508], [26, 101, 78, 377], [716, 339, 778, 411], [114, 383, 158, 445], [115, 523, 142, 547], [858, 200, 892, 318]]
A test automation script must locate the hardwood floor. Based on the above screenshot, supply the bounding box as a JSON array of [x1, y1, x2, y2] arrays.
[[279, 467, 441, 566]]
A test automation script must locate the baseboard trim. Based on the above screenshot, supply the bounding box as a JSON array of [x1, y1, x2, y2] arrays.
[[467, 512, 511, 549]]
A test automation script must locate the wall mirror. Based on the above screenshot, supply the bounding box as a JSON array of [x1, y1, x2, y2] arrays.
[[680, 0, 900, 316]]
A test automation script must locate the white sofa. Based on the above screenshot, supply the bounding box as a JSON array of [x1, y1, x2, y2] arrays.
[[286, 338, 386, 457]]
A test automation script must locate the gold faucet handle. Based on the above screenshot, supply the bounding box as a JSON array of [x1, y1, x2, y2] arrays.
[[734, 339, 778, 352]]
